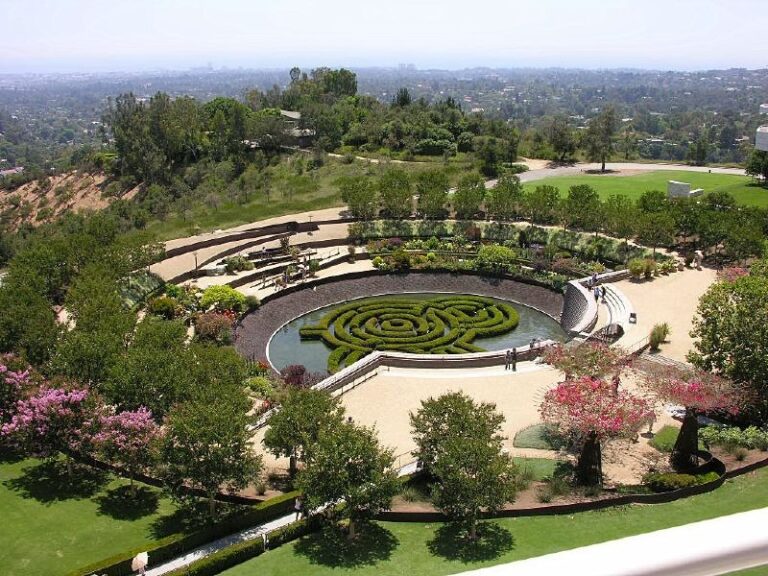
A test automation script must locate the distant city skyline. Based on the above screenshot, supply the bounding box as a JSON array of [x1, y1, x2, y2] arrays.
[[2, 0, 767, 74]]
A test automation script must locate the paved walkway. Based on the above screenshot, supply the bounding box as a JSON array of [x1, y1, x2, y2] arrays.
[[142, 462, 417, 576], [151, 161, 745, 281]]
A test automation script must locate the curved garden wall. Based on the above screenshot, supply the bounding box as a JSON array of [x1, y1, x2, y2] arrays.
[[234, 270, 564, 365]]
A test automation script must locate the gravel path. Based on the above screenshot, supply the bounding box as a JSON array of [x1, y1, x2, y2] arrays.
[[234, 273, 563, 364]]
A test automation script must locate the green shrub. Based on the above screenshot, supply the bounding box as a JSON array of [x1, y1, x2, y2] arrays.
[[649, 322, 670, 351], [628, 258, 646, 279], [147, 296, 178, 319], [649, 425, 680, 453], [245, 295, 260, 311], [246, 376, 276, 399], [200, 285, 247, 313], [223, 255, 255, 274], [699, 425, 768, 451], [71, 492, 300, 576], [642, 471, 720, 492]]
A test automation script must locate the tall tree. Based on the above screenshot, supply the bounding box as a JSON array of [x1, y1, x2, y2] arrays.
[[416, 170, 450, 219], [297, 421, 398, 539], [486, 173, 524, 221], [411, 392, 516, 540], [378, 168, 412, 218], [163, 388, 262, 518], [452, 173, 486, 219], [603, 194, 638, 248], [689, 266, 768, 420], [525, 184, 561, 224], [641, 367, 740, 471], [584, 105, 619, 172], [338, 176, 378, 220], [564, 184, 601, 231], [540, 376, 653, 486], [263, 388, 345, 477], [547, 115, 577, 162]]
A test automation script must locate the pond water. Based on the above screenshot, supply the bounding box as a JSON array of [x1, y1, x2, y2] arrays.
[[268, 292, 568, 374]]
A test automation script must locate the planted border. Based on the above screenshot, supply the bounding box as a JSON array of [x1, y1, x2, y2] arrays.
[[72, 491, 299, 576]]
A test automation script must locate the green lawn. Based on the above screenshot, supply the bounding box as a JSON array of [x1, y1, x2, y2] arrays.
[[523, 170, 767, 207], [0, 456, 195, 576], [221, 467, 768, 576]]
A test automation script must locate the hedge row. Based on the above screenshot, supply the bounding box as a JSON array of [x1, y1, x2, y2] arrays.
[[162, 517, 318, 576], [301, 294, 520, 372], [72, 491, 299, 576]]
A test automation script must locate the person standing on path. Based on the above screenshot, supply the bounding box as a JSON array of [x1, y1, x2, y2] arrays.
[[511, 347, 517, 372], [601, 285, 607, 302], [294, 496, 303, 521], [593, 286, 600, 302], [505, 349, 511, 370]]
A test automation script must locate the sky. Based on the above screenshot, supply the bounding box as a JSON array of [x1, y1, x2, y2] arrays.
[[1, 0, 767, 73]]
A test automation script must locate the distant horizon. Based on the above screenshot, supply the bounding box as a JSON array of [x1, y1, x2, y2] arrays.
[[3, 0, 767, 75], [1, 62, 767, 77]]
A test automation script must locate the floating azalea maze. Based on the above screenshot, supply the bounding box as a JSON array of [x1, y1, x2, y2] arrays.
[[298, 294, 520, 372]]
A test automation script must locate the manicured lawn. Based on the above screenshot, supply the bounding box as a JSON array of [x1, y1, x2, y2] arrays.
[[221, 467, 768, 576], [512, 457, 558, 481], [523, 171, 767, 207], [0, 456, 194, 576]]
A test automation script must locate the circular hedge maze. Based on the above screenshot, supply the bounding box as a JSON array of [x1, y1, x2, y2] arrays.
[[298, 294, 520, 372]]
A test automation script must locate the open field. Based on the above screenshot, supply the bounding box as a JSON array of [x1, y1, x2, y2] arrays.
[[221, 467, 768, 576], [0, 457, 192, 576], [522, 170, 766, 206]]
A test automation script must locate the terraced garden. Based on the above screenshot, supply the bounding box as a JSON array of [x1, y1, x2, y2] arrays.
[[298, 295, 520, 372]]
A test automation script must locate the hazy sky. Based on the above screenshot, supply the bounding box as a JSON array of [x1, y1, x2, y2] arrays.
[[2, 0, 767, 73]]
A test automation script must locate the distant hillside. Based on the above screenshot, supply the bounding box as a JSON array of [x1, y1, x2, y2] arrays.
[[0, 171, 138, 230]]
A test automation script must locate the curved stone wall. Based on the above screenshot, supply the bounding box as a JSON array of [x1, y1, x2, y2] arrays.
[[234, 270, 564, 365]]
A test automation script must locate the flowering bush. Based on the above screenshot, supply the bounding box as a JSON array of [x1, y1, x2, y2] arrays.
[[718, 267, 749, 283]]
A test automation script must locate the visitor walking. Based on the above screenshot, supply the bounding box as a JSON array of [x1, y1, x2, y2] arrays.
[[593, 286, 600, 302], [505, 349, 511, 370], [600, 285, 607, 302], [511, 347, 517, 372], [294, 496, 303, 521]]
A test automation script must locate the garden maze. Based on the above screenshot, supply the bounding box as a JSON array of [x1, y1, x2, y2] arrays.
[[298, 294, 520, 372]]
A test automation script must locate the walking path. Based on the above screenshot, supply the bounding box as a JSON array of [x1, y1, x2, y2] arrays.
[[142, 462, 417, 576], [151, 161, 745, 280]]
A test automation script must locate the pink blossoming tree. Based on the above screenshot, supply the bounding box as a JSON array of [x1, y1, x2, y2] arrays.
[[543, 342, 630, 381], [1, 386, 91, 470], [643, 368, 741, 471], [0, 357, 33, 425], [540, 376, 655, 485], [93, 407, 163, 494]]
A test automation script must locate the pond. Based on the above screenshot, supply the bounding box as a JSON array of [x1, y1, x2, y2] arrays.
[[267, 292, 568, 374]]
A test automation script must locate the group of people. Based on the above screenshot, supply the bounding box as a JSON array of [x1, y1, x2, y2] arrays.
[[589, 272, 607, 303]]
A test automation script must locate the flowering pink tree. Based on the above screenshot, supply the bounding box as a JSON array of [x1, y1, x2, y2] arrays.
[[93, 407, 163, 494], [0, 357, 33, 425], [543, 342, 630, 382], [540, 376, 654, 485], [643, 368, 741, 471], [1, 386, 91, 467]]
